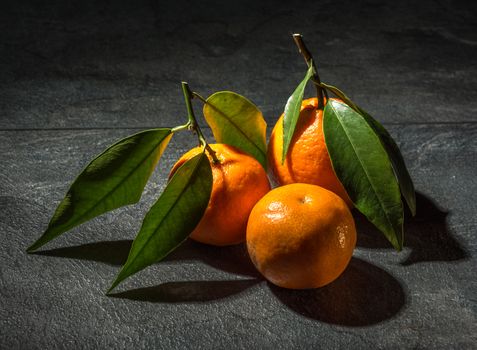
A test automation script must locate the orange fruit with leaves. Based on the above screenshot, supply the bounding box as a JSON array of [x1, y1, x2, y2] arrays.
[[246, 183, 356, 289], [268, 97, 352, 206], [170, 144, 270, 246]]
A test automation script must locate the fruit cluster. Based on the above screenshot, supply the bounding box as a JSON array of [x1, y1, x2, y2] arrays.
[[27, 34, 415, 293]]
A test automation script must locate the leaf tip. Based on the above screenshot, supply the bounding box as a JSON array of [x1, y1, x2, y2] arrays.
[[107, 278, 121, 295], [409, 197, 417, 217], [107, 263, 131, 295], [26, 240, 42, 253], [27, 227, 56, 253], [393, 229, 404, 252]]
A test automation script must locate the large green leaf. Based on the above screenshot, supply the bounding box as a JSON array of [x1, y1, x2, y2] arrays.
[[323, 99, 404, 250], [27, 129, 173, 252], [203, 91, 267, 169], [321, 82, 416, 216], [108, 152, 212, 292], [282, 64, 314, 163]]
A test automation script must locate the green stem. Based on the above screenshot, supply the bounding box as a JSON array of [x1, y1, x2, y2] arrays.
[[171, 124, 189, 133], [181, 82, 219, 163], [292, 33, 327, 109]]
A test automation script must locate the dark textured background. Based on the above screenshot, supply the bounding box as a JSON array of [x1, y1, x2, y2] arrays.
[[1, 0, 476, 348]]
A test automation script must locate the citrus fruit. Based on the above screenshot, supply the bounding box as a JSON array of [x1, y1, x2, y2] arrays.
[[267, 97, 352, 206], [170, 144, 270, 246], [246, 183, 356, 289]]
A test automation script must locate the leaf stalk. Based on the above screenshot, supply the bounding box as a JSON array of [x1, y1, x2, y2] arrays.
[[292, 33, 327, 109], [192, 92, 208, 104], [181, 82, 219, 163]]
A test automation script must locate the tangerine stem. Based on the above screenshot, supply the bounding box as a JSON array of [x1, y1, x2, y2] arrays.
[[181, 82, 219, 163], [292, 33, 327, 109]]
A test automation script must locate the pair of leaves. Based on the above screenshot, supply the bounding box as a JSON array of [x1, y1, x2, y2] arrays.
[[27, 127, 211, 291], [283, 72, 415, 251], [28, 89, 267, 291]]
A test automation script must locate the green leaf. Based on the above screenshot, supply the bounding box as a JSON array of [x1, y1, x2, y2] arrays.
[[108, 152, 212, 292], [358, 110, 416, 216], [203, 91, 267, 169], [282, 64, 314, 163], [27, 129, 173, 252], [321, 82, 416, 216], [323, 99, 404, 250]]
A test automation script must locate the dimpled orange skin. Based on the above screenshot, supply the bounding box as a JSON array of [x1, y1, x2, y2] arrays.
[[170, 144, 270, 246], [246, 183, 356, 289], [268, 97, 352, 206]]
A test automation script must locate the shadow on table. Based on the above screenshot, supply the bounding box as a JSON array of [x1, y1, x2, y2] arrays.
[[33, 192, 457, 315], [111, 242, 262, 302], [34, 239, 133, 265], [34, 239, 260, 277], [356, 191, 468, 265], [35, 239, 263, 302], [109, 279, 259, 303], [270, 257, 405, 326]]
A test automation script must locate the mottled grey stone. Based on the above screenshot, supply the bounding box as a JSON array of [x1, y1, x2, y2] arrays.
[[0, 124, 476, 349]]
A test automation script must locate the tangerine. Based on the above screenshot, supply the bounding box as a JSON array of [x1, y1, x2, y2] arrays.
[[246, 183, 356, 289], [170, 144, 270, 246], [267, 97, 352, 206]]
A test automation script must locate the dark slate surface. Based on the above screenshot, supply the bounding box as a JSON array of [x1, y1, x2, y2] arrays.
[[1, 0, 477, 129], [1, 0, 477, 349], [1, 125, 476, 349]]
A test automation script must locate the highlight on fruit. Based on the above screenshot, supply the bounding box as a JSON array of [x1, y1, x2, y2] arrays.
[[26, 33, 415, 293]]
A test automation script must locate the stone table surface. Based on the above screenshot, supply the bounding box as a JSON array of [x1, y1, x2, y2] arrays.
[[1, 0, 476, 349]]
